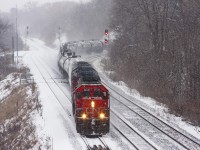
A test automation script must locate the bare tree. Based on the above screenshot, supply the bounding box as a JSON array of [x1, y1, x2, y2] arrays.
[[109, 0, 200, 125], [0, 18, 10, 50]]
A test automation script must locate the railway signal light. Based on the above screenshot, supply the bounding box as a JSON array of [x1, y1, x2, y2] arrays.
[[104, 29, 109, 45], [104, 39, 108, 45], [105, 29, 108, 35]]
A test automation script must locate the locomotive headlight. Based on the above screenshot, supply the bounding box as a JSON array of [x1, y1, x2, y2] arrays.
[[100, 113, 105, 119], [91, 101, 95, 108], [82, 113, 87, 119]]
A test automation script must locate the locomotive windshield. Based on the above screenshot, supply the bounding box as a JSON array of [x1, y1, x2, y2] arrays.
[[94, 89, 101, 97], [80, 89, 108, 99], [82, 90, 90, 98]]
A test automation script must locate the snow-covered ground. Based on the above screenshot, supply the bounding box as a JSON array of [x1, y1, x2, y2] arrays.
[[0, 73, 19, 102], [19, 38, 200, 150], [22, 38, 120, 150], [0, 70, 51, 149], [93, 58, 200, 140]]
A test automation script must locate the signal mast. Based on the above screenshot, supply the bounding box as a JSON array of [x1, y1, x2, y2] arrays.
[[104, 29, 109, 45]]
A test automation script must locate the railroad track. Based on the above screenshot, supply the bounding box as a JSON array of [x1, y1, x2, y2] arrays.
[[35, 53, 197, 150], [98, 136, 110, 150], [29, 56, 84, 149], [85, 54, 200, 149], [31, 57, 72, 115], [36, 54, 152, 149], [102, 80, 200, 150], [111, 110, 158, 150], [81, 136, 110, 150], [84, 55, 160, 149], [31, 55, 111, 150]]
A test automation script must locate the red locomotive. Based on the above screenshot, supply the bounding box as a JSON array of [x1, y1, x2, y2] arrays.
[[58, 46, 110, 135]]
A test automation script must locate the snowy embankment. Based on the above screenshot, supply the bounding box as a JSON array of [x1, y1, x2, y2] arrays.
[[0, 72, 50, 149], [0, 73, 19, 102], [92, 56, 200, 140]]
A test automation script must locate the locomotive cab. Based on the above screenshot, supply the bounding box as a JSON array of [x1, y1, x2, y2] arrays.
[[72, 84, 110, 135]]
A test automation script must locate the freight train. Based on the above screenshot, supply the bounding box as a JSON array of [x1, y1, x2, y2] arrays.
[[58, 44, 110, 135]]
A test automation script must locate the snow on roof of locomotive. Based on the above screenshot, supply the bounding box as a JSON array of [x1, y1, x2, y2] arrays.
[[72, 61, 101, 83]]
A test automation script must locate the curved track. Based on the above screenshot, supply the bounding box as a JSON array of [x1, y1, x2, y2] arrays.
[[36, 54, 155, 149], [86, 53, 200, 150], [27, 42, 200, 150], [101, 74, 200, 150]]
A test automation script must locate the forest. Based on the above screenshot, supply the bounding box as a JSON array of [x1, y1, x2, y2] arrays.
[[0, 18, 11, 51], [108, 0, 200, 125], [0, 17, 17, 80]]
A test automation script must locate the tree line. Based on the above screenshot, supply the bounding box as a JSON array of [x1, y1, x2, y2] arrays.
[[17, 0, 111, 46], [0, 16, 19, 80], [109, 0, 200, 125], [0, 17, 11, 51]]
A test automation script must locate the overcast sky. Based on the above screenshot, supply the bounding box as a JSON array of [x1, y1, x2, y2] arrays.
[[0, 0, 90, 12]]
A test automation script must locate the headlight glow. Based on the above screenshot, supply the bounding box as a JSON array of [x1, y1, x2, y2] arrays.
[[100, 113, 105, 119], [82, 113, 87, 119], [91, 101, 95, 108]]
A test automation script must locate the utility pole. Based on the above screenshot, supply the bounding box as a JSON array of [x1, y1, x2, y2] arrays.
[[16, 4, 18, 64], [11, 25, 15, 64], [58, 26, 61, 48], [25, 26, 29, 49], [26, 26, 29, 39], [12, 36, 15, 64]]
